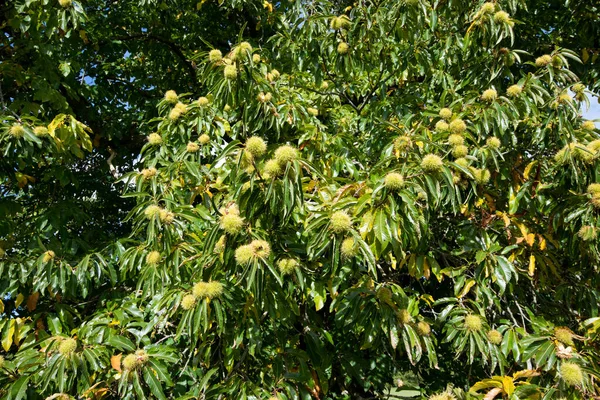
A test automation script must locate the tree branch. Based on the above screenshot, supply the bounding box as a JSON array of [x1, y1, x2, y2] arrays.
[[103, 33, 199, 92]]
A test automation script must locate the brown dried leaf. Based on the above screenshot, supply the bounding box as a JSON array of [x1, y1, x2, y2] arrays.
[[27, 292, 40, 312], [484, 387, 503, 400]]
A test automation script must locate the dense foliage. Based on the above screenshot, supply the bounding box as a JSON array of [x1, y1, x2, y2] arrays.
[[1, 0, 600, 399]]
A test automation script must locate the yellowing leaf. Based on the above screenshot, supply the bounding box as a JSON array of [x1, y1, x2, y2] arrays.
[[501, 376, 515, 396], [423, 257, 431, 279], [108, 319, 120, 327], [48, 114, 67, 138], [538, 236, 547, 250], [582, 48, 589, 63], [501, 212, 510, 227], [528, 254, 536, 276], [2, 319, 15, 351], [484, 194, 496, 211], [111, 354, 122, 372], [543, 233, 560, 249], [524, 233, 535, 247], [461, 204, 469, 215], [512, 369, 540, 380], [359, 210, 374, 239], [516, 223, 529, 238], [458, 279, 476, 298], [14, 318, 25, 346], [420, 294, 435, 305], [306, 179, 318, 193], [523, 160, 538, 180], [389, 253, 397, 270], [15, 293, 24, 308], [314, 294, 325, 311], [82, 383, 110, 400], [470, 378, 502, 392]]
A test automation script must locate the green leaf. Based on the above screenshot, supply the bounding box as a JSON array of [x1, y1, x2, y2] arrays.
[[108, 335, 136, 352]]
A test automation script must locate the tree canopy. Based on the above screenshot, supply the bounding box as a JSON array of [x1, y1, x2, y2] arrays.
[[1, 0, 600, 399]]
